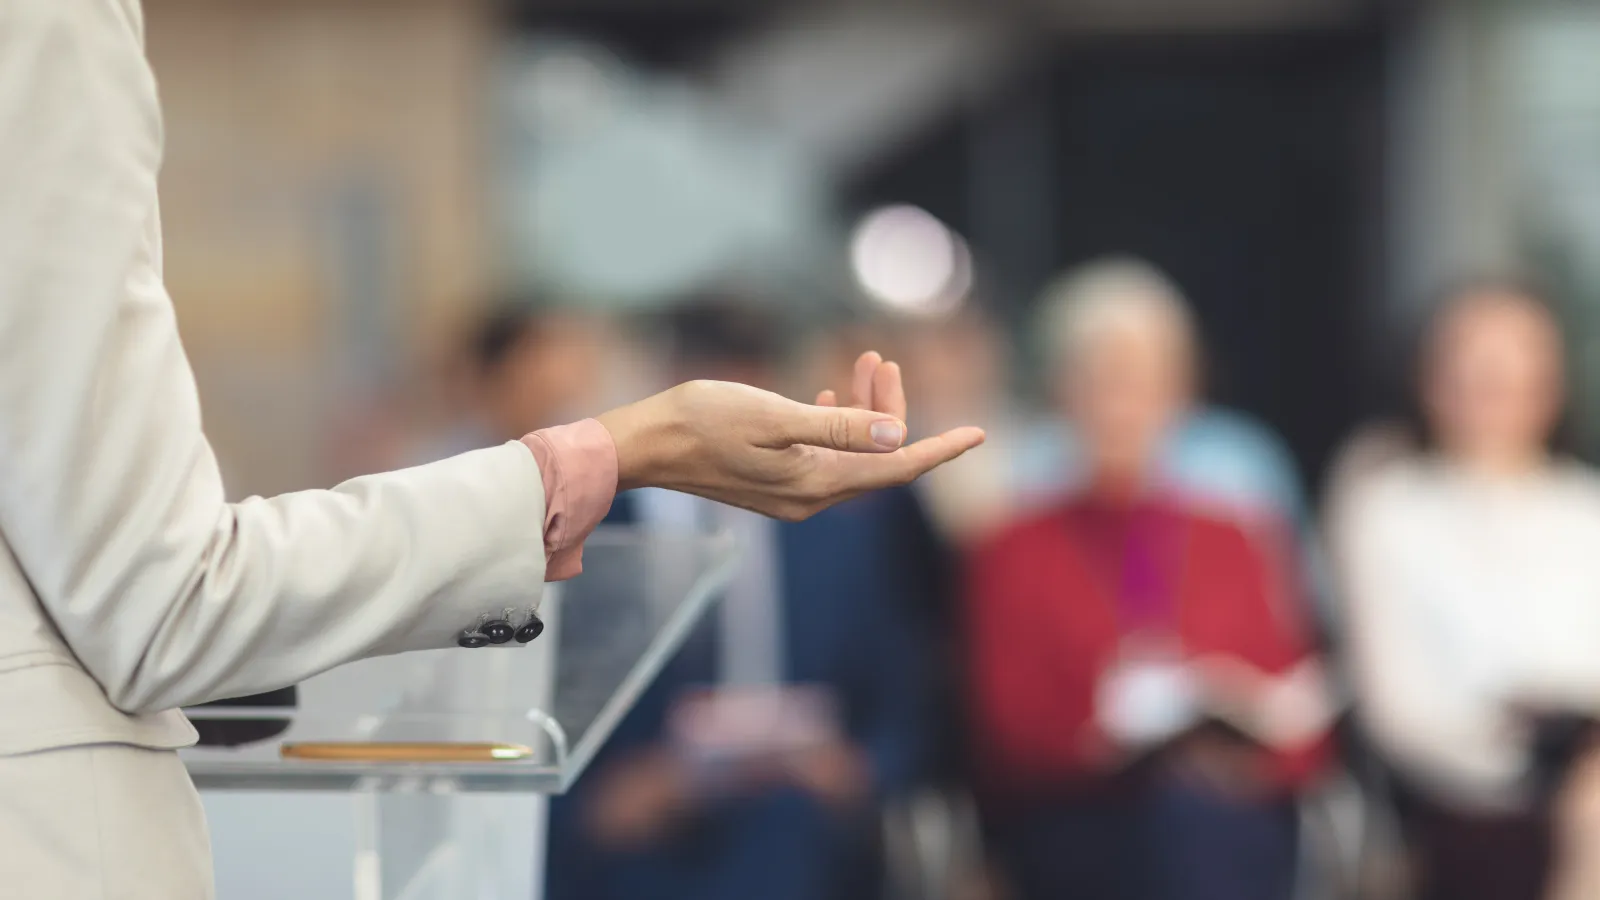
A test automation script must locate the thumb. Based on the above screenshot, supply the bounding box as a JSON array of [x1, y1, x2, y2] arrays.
[[775, 401, 906, 452]]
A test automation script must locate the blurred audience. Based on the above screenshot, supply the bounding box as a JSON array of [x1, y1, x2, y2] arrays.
[[545, 296, 947, 900], [964, 264, 1332, 900], [1335, 282, 1600, 900]]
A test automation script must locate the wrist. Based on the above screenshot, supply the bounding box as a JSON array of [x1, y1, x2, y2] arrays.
[[597, 399, 677, 492]]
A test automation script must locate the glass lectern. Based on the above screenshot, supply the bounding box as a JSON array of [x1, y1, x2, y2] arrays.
[[181, 528, 736, 900]]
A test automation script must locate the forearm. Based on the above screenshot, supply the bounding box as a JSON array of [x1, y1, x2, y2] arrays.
[[95, 445, 550, 712]]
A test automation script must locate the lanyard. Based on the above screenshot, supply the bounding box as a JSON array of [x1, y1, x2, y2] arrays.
[[1117, 504, 1179, 635], [1068, 501, 1187, 643]]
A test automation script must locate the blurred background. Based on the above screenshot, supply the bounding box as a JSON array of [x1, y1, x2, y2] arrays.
[[144, 0, 1600, 898]]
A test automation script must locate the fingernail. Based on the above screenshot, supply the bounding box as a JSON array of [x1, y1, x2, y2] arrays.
[[870, 420, 904, 449]]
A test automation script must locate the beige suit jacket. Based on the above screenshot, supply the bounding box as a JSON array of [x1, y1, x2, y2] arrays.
[[0, 2, 549, 890]]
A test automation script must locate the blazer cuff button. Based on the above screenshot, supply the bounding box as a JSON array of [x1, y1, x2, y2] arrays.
[[457, 631, 490, 649], [483, 619, 515, 644], [515, 614, 545, 643]]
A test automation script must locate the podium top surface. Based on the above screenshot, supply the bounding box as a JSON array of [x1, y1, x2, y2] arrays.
[[181, 526, 736, 794]]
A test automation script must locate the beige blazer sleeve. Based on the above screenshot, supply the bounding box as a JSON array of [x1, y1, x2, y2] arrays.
[[0, 0, 548, 716]]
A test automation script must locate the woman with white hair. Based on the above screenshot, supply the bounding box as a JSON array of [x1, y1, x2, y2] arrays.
[[964, 257, 1330, 900], [1020, 259, 1322, 609]]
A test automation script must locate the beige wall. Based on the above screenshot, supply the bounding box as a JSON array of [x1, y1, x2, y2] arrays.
[[144, 0, 492, 495]]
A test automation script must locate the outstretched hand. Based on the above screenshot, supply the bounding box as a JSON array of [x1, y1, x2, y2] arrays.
[[596, 352, 984, 520]]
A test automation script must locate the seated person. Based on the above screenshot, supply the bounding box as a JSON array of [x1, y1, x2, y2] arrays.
[[1336, 281, 1600, 900], [1014, 258, 1328, 624], [965, 265, 1332, 900], [545, 297, 941, 900]]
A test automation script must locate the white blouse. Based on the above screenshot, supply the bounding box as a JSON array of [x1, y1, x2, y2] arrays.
[[1339, 457, 1600, 809]]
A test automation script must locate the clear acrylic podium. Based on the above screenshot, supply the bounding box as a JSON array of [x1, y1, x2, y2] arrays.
[[181, 528, 736, 900]]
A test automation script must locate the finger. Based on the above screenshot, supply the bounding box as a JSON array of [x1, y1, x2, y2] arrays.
[[815, 389, 838, 407], [890, 426, 986, 476], [773, 398, 906, 452], [873, 360, 906, 421], [835, 427, 986, 490], [851, 351, 882, 409]]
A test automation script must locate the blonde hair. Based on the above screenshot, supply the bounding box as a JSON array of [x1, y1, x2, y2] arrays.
[[1036, 257, 1197, 376]]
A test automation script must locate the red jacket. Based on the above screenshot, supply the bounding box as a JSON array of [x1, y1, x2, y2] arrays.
[[964, 493, 1328, 805]]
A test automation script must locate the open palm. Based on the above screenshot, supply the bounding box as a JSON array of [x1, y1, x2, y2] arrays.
[[598, 352, 985, 520]]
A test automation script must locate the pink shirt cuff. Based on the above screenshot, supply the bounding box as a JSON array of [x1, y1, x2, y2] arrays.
[[521, 419, 618, 581]]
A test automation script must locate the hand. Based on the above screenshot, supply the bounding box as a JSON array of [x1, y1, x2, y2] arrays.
[[1189, 655, 1267, 734], [1551, 743, 1600, 900], [784, 741, 871, 809], [597, 352, 984, 520], [1190, 655, 1332, 750], [587, 749, 693, 848]]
